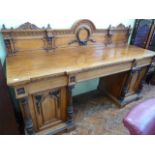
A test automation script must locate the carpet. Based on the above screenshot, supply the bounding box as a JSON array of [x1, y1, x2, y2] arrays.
[[64, 84, 155, 135]]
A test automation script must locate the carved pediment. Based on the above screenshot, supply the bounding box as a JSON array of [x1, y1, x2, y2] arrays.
[[17, 22, 40, 29]]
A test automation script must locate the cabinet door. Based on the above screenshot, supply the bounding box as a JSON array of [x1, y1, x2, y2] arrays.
[[33, 88, 66, 131], [131, 19, 153, 48]]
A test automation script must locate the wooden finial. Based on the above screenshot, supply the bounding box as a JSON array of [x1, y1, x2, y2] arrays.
[[2, 24, 6, 30], [47, 24, 51, 29]]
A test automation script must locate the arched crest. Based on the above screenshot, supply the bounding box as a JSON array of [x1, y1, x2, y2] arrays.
[[71, 19, 96, 33]]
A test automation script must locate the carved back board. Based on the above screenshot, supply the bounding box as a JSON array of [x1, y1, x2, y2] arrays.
[[1, 19, 131, 56]]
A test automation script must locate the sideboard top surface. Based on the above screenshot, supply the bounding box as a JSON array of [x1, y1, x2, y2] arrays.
[[6, 45, 155, 86]]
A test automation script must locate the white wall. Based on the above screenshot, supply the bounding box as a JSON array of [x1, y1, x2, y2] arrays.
[[0, 18, 134, 29], [0, 34, 6, 65], [0, 0, 135, 29]]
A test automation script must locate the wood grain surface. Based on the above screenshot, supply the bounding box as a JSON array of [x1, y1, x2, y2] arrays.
[[6, 45, 155, 86]]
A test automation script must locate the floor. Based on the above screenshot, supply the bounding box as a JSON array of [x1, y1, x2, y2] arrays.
[[64, 84, 155, 135]]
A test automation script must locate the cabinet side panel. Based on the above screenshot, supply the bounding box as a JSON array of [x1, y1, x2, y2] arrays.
[[98, 72, 128, 99]]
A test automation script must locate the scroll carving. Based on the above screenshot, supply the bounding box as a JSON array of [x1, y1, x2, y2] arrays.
[[51, 90, 60, 108], [35, 89, 60, 114], [35, 95, 42, 114]]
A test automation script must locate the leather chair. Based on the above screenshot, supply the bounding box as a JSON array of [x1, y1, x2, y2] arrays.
[[123, 98, 155, 135]]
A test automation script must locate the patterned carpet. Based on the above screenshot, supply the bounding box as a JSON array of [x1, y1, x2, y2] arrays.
[[64, 84, 155, 135]]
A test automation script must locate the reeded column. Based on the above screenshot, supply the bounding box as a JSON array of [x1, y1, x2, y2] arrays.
[[67, 75, 76, 130]]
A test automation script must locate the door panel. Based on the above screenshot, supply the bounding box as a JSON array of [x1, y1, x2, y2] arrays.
[[33, 89, 62, 131], [41, 95, 60, 124]]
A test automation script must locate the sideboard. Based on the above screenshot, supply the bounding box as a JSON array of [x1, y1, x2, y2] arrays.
[[1, 20, 155, 134]]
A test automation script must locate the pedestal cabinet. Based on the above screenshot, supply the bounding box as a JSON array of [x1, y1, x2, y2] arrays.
[[17, 86, 67, 134], [98, 65, 149, 107]]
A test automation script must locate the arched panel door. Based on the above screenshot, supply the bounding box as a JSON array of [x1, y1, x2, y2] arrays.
[[33, 87, 67, 131]]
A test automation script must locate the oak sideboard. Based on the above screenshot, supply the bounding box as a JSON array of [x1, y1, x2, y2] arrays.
[[1, 20, 155, 134]]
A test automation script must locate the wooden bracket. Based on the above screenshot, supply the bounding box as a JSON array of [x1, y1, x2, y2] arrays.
[[10, 32, 16, 54], [44, 30, 55, 51]]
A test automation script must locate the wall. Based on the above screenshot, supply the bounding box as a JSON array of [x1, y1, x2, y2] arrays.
[[0, 17, 135, 96], [0, 33, 6, 66]]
